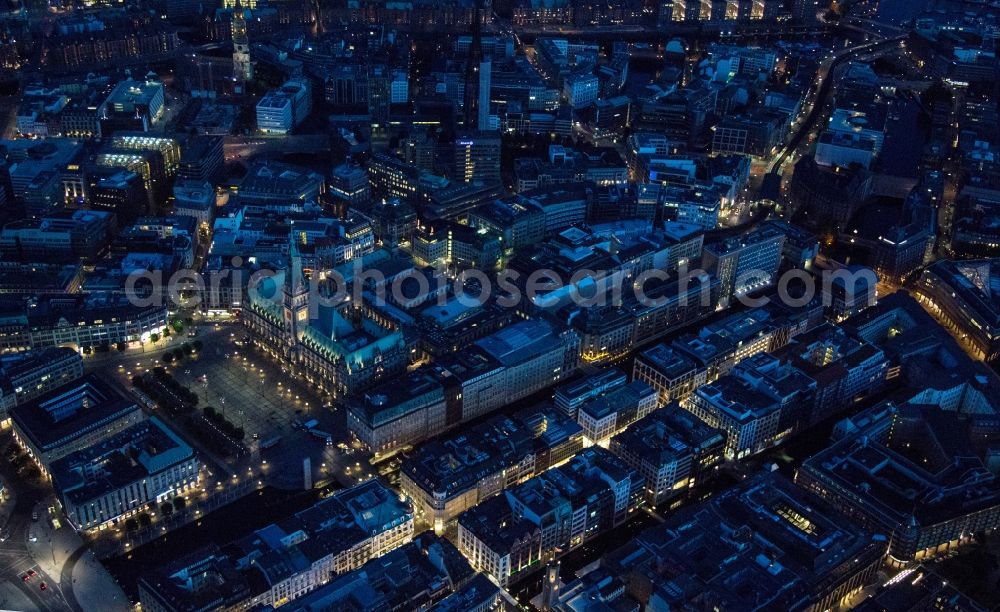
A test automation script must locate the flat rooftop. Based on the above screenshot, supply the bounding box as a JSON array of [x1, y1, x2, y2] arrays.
[[11, 374, 142, 453], [51, 417, 193, 505], [801, 404, 1000, 528], [475, 318, 565, 367], [637, 344, 700, 380], [401, 414, 532, 497]]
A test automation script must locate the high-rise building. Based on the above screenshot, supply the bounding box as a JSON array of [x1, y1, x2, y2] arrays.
[[329, 163, 370, 207], [256, 80, 311, 134], [177, 135, 224, 183], [89, 169, 148, 225], [368, 64, 391, 137], [453, 131, 501, 184], [324, 63, 367, 106], [99, 78, 165, 134], [563, 72, 599, 108], [390, 69, 409, 104]]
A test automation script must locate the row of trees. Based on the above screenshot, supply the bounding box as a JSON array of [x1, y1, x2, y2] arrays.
[[5, 444, 41, 481], [131, 365, 248, 458], [133, 368, 199, 411], [123, 497, 187, 532], [161, 340, 204, 364], [203, 405, 246, 441], [146, 318, 191, 345]]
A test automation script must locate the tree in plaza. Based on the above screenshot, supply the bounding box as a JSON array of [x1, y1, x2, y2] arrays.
[[150, 333, 161, 344], [173, 497, 186, 512], [125, 518, 139, 532], [138, 513, 152, 527]]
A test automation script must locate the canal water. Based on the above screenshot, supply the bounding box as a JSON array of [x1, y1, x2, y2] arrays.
[[104, 486, 320, 602]]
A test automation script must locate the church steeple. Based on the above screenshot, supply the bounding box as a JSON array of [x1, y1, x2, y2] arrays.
[[232, 6, 253, 89], [284, 230, 309, 341]]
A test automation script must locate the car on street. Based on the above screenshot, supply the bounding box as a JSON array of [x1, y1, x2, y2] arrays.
[[39, 582, 46, 591]]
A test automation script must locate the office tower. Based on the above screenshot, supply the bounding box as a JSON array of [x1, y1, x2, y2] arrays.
[[368, 64, 391, 137], [453, 131, 501, 183], [89, 169, 148, 225], [177, 135, 224, 183]]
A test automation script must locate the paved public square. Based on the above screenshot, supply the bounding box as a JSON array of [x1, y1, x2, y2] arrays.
[[90, 322, 379, 492]]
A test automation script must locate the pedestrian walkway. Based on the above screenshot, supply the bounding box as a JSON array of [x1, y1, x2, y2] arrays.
[[0, 480, 16, 530], [69, 548, 132, 612], [27, 500, 131, 611], [0, 580, 35, 611]]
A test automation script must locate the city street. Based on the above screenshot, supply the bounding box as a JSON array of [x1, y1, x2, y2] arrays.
[[768, 34, 907, 176], [0, 434, 129, 612], [1, 0, 997, 607]]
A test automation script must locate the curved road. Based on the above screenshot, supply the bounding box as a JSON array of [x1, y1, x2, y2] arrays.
[[60, 546, 88, 611], [768, 33, 907, 175], [0, 448, 75, 612]]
